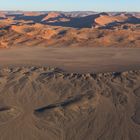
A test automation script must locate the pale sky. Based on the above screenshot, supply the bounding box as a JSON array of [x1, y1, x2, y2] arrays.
[[0, 0, 140, 12]]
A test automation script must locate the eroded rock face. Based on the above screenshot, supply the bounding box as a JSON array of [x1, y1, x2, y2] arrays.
[[0, 67, 140, 140]]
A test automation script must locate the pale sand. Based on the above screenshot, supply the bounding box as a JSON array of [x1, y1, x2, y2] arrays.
[[0, 47, 140, 73], [0, 48, 140, 140]]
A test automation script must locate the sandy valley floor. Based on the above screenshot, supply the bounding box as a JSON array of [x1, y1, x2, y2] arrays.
[[0, 47, 140, 73]]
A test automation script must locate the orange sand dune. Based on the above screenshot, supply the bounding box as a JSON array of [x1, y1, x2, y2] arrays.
[[94, 14, 128, 27], [0, 12, 139, 48], [42, 12, 69, 23], [0, 22, 139, 48], [42, 12, 62, 21]]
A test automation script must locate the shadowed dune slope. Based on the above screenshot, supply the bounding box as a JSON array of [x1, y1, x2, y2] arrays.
[[0, 67, 140, 140]]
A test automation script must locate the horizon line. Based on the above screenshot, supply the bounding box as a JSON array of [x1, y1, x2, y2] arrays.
[[0, 10, 140, 13]]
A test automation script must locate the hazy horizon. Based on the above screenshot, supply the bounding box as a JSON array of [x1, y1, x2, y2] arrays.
[[0, 10, 140, 13], [0, 0, 140, 12]]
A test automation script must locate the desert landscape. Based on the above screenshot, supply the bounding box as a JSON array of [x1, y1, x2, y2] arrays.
[[0, 10, 140, 140], [0, 11, 139, 48]]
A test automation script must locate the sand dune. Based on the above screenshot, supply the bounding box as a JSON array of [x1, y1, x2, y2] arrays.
[[0, 23, 139, 48], [41, 12, 69, 23], [0, 12, 139, 48], [93, 14, 128, 27], [0, 66, 139, 140]]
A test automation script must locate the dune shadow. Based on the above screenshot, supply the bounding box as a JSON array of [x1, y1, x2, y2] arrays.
[[42, 14, 100, 28], [125, 16, 140, 24], [14, 14, 47, 23]]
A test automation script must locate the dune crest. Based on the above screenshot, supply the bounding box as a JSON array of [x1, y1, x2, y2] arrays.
[[93, 14, 128, 27]]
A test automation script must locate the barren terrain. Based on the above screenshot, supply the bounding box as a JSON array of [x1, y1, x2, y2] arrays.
[[0, 67, 140, 140], [0, 11, 140, 140], [0, 47, 140, 73]]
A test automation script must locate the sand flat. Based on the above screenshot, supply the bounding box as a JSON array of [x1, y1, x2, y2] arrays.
[[0, 47, 140, 73]]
